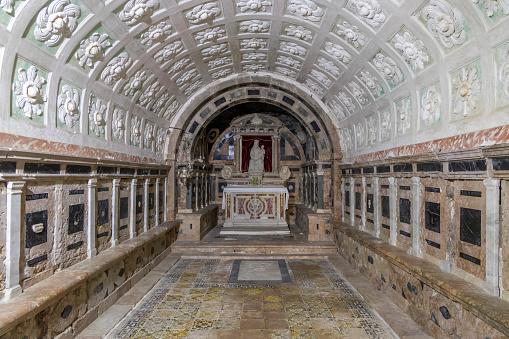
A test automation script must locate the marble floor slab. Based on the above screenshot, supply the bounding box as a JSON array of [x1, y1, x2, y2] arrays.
[[107, 258, 398, 339]]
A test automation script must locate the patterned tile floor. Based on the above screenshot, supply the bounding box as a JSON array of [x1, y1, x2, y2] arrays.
[[108, 259, 398, 339]]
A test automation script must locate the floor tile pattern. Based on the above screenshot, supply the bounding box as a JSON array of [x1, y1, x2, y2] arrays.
[[108, 259, 397, 339]]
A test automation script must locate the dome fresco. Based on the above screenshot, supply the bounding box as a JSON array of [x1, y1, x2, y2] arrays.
[[0, 0, 508, 161]]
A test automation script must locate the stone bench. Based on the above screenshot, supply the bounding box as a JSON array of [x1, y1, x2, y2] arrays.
[[0, 221, 180, 339], [332, 221, 509, 338]]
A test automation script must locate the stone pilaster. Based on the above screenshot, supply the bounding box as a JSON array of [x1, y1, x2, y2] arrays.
[[373, 177, 380, 238], [389, 177, 397, 246], [411, 177, 421, 257], [484, 178, 501, 296], [87, 178, 98, 257], [130, 179, 137, 238], [144, 179, 150, 232], [349, 177, 355, 227], [111, 179, 120, 246], [341, 178, 345, 223], [361, 177, 366, 231], [155, 178, 160, 226]]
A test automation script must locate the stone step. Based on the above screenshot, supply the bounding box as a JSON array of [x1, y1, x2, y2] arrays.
[[170, 241, 338, 255], [180, 253, 331, 259]]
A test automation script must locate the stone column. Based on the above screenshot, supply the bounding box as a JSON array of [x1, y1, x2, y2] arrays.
[[303, 173, 308, 206], [204, 175, 209, 206], [317, 173, 324, 211], [130, 179, 137, 238], [373, 177, 380, 238], [155, 178, 160, 226], [272, 135, 279, 173], [210, 175, 216, 202], [341, 178, 345, 223], [3, 181, 25, 301], [87, 178, 98, 257], [484, 178, 501, 296], [164, 177, 168, 222], [186, 179, 193, 211], [234, 135, 241, 172], [195, 177, 200, 210], [389, 177, 397, 246], [111, 179, 120, 247], [411, 177, 421, 257], [361, 177, 366, 231], [349, 177, 355, 227], [144, 179, 150, 232], [314, 173, 318, 210]]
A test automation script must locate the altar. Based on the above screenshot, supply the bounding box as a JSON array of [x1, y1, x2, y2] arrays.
[[219, 114, 291, 235]]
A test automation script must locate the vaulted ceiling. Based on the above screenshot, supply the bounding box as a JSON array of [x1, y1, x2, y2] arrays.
[[0, 0, 508, 163]]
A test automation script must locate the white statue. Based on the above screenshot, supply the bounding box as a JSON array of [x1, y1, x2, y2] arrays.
[[279, 166, 291, 181], [248, 139, 265, 172]]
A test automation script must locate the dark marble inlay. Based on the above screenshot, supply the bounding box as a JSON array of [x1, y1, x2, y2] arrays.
[[66, 165, 91, 174], [382, 223, 390, 230], [27, 254, 47, 266], [399, 186, 411, 191], [98, 187, 109, 192], [460, 207, 482, 246], [25, 210, 48, 248], [150, 169, 159, 175], [228, 259, 291, 283], [425, 187, 441, 193], [493, 158, 509, 171], [425, 201, 440, 233], [160, 170, 167, 175], [366, 218, 373, 223], [69, 189, 84, 195], [200, 107, 211, 118], [426, 239, 441, 249], [97, 199, 109, 225], [368, 256, 374, 264], [460, 190, 482, 197], [399, 198, 411, 224], [355, 183, 361, 187], [377, 165, 391, 173], [366, 194, 374, 213], [149, 193, 155, 210], [310, 121, 321, 133], [137, 169, 149, 175], [248, 89, 260, 95], [214, 97, 226, 106], [24, 162, 60, 174], [381, 185, 389, 189], [342, 169, 347, 175], [407, 282, 418, 296], [97, 231, 109, 238], [120, 197, 129, 219], [67, 240, 83, 250], [322, 164, 331, 169], [363, 166, 374, 174], [449, 160, 486, 172], [394, 163, 412, 172], [367, 184, 372, 187], [98, 166, 116, 174], [355, 215, 361, 219], [61, 305, 73, 319], [119, 224, 128, 230], [0, 161, 16, 173], [120, 168, 135, 175], [345, 191, 350, 207], [68, 203, 84, 234], [352, 168, 361, 174], [345, 211, 350, 215], [26, 193, 48, 201], [189, 121, 199, 134], [399, 230, 411, 237], [417, 162, 443, 172], [439, 306, 451, 319], [298, 106, 309, 117], [460, 252, 481, 265], [381, 196, 390, 218], [282, 96, 295, 105], [136, 195, 143, 214]]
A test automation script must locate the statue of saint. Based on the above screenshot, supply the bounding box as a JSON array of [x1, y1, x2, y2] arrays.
[[248, 140, 265, 172]]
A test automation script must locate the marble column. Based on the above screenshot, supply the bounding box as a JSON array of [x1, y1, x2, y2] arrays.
[[349, 177, 355, 227], [389, 177, 397, 246], [144, 179, 150, 232], [155, 178, 160, 226], [234, 135, 241, 172], [303, 173, 308, 207], [87, 178, 98, 257], [484, 178, 501, 296], [204, 175, 209, 206], [317, 173, 324, 210], [195, 177, 200, 210], [272, 136, 279, 173], [341, 178, 345, 223], [373, 177, 380, 238], [164, 177, 168, 222], [361, 177, 366, 231], [3, 181, 25, 301], [130, 179, 137, 238], [186, 179, 193, 211], [111, 179, 120, 247], [210, 175, 216, 202], [411, 177, 421, 257]]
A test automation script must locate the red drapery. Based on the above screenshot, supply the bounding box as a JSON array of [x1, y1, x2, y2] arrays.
[[242, 135, 272, 172]]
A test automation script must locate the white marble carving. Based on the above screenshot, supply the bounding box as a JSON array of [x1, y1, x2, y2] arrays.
[[156, 127, 166, 153], [279, 41, 307, 56], [324, 42, 352, 64], [327, 99, 347, 121], [421, 85, 441, 126], [124, 70, 147, 96], [396, 98, 411, 135], [141, 22, 172, 46], [305, 79, 325, 96], [101, 52, 133, 86], [144, 121, 154, 148], [276, 55, 302, 69], [310, 69, 332, 87], [112, 107, 126, 140], [393, 31, 429, 71], [284, 25, 313, 41], [274, 67, 297, 77], [88, 97, 107, 136], [422, 0, 466, 48], [202, 43, 228, 57], [348, 0, 386, 28], [354, 122, 365, 147], [337, 91, 356, 114], [184, 79, 203, 96], [347, 81, 369, 105], [211, 68, 232, 79], [336, 21, 366, 48], [500, 48, 509, 97], [162, 100, 180, 120], [186, 2, 221, 25], [359, 70, 383, 97], [237, 0, 271, 12], [287, 0, 324, 22], [0, 0, 17, 13], [243, 64, 265, 72], [176, 69, 199, 86], [155, 41, 184, 64], [168, 58, 191, 75], [57, 85, 80, 128], [473, 0, 509, 16], [76, 33, 111, 68], [340, 127, 354, 151], [367, 115, 377, 144], [380, 108, 391, 140], [152, 92, 170, 115], [195, 26, 226, 44], [34, 0, 81, 46], [317, 57, 341, 78], [138, 81, 161, 107], [239, 20, 270, 33], [12, 66, 46, 119], [131, 115, 141, 145], [208, 57, 232, 68], [242, 52, 267, 61], [119, 0, 159, 26], [452, 65, 481, 117], [241, 38, 267, 49], [373, 53, 403, 86]]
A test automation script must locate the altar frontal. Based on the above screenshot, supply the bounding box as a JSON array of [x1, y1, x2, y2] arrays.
[[220, 115, 291, 235]]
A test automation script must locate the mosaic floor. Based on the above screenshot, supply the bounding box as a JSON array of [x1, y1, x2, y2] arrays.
[[108, 258, 398, 339]]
